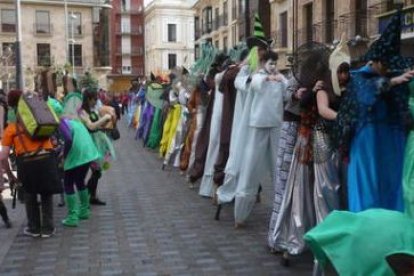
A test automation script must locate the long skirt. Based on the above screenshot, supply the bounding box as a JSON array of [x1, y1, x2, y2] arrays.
[[159, 105, 181, 158], [270, 133, 315, 255], [199, 91, 224, 197], [146, 108, 163, 149], [267, 121, 298, 249]]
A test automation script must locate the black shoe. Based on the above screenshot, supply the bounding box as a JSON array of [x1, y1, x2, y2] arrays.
[[90, 198, 106, 206], [41, 228, 56, 238], [23, 227, 41, 238]]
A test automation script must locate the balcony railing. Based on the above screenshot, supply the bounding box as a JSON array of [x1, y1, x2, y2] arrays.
[[115, 25, 143, 35], [118, 5, 144, 15], [112, 64, 144, 76], [202, 22, 212, 34], [1, 24, 16, 33]]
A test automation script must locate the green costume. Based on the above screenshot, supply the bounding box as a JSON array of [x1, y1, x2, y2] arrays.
[[146, 107, 162, 149], [64, 119, 100, 170], [304, 209, 414, 275], [404, 80, 414, 218]]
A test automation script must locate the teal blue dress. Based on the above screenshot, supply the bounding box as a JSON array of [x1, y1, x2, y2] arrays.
[[346, 65, 405, 212]]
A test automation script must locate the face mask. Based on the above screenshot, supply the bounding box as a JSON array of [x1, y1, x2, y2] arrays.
[[264, 59, 277, 74]]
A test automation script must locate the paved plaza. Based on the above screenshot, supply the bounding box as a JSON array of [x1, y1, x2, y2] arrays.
[[0, 122, 313, 275]]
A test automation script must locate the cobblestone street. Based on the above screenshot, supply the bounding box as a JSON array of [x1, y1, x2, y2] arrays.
[[0, 122, 313, 275]]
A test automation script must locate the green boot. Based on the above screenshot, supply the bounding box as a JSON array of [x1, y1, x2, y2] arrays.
[[62, 194, 79, 227], [78, 189, 90, 220]]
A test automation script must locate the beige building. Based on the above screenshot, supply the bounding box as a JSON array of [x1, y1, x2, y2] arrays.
[[0, 0, 111, 91], [193, 0, 271, 59], [193, 0, 235, 56], [270, 0, 414, 71], [144, 0, 195, 76]]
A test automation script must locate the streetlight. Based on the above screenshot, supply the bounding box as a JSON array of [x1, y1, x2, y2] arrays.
[[69, 12, 77, 77]]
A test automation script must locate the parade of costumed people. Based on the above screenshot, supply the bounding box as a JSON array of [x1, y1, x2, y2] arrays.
[[117, 11, 414, 274], [3, 7, 414, 275]]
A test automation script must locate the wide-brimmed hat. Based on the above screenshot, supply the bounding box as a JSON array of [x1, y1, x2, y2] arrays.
[[246, 14, 273, 50], [329, 33, 351, 96], [363, 9, 413, 70]]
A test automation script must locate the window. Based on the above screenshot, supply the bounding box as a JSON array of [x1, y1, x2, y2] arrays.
[[238, 0, 245, 17], [68, 12, 82, 36], [215, 7, 220, 29], [215, 40, 219, 49], [195, 44, 200, 60], [232, 0, 236, 21], [232, 25, 237, 45], [168, 24, 177, 42], [168, 54, 177, 69], [195, 16, 200, 40], [202, 7, 212, 34], [223, 1, 228, 25], [37, 43, 51, 66], [69, 44, 82, 66], [2, 43, 15, 66], [355, 0, 368, 37], [1, 9, 15, 33], [223, 36, 228, 53], [304, 3, 313, 42], [325, 0, 334, 43], [35, 11, 50, 34], [280, 11, 288, 48]]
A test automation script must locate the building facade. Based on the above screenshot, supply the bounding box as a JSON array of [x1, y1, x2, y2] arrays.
[[193, 0, 271, 59], [144, 0, 194, 76], [108, 0, 145, 93], [270, 0, 414, 72], [0, 0, 111, 91]]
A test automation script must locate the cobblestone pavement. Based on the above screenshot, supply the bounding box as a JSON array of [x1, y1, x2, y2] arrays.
[[0, 122, 313, 275]]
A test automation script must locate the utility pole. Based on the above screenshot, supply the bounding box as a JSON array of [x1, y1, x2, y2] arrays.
[[15, 0, 24, 90], [65, 0, 69, 66]]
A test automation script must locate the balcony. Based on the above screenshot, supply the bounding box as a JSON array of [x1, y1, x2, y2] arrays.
[[34, 23, 53, 37], [202, 22, 213, 35], [118, 5, 144, 15], [115, 47, 144, 57], [1, 24, 16, 34], [112, 64, 144, 76], [115, 25, 143, 36]]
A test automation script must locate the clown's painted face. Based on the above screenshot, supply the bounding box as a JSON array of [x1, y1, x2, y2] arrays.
[[264, 59, 277, 74]]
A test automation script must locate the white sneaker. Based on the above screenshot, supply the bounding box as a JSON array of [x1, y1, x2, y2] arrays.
[[41, 228, 56, 238], [23, 227, 41, 238]]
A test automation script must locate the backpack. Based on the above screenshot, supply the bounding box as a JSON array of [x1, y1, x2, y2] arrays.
[[17, 93, 59, 140]]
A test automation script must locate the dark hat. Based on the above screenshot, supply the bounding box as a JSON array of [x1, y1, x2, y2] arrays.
[[246, 14, 273, 50], [211, 52, 230, 68], [363, 9, 414, 70]]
